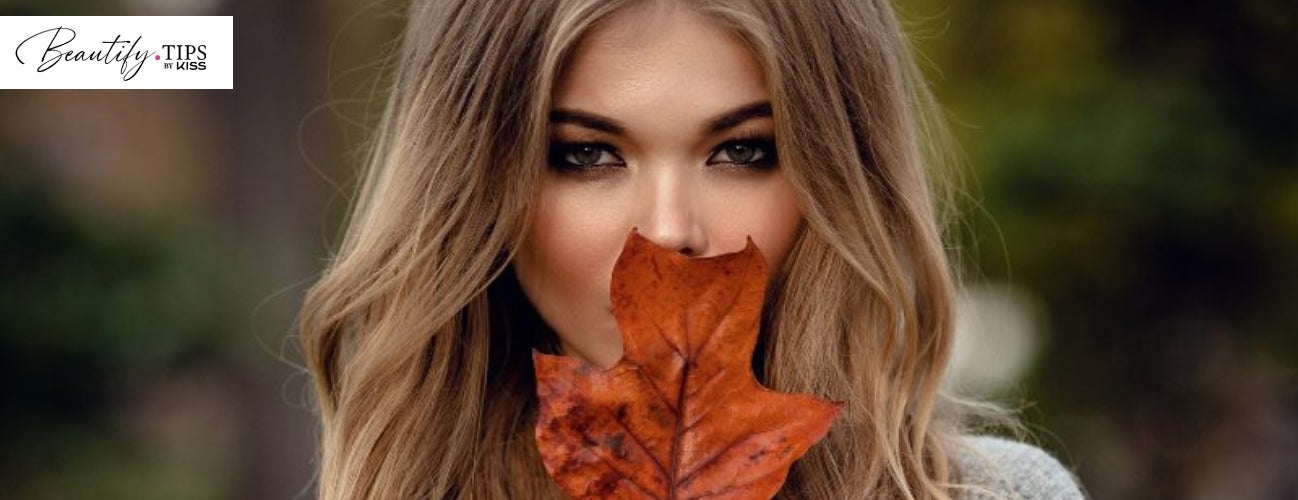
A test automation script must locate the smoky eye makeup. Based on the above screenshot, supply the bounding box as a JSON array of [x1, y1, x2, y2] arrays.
[[708, 131, 779, 170], [546, 140, 627, 176], [546, 131, 780, 176]]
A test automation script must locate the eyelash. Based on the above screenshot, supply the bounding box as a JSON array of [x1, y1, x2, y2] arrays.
[[547, 132, 779, 175]]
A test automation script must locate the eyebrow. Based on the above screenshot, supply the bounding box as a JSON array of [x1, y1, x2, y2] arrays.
[[549, 100, 772, 136]]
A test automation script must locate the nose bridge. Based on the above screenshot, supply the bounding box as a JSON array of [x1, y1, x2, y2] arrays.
[[637, 160, 704, 256]]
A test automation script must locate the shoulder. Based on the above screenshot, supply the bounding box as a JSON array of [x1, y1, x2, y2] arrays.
[[948, 434, 1087, 500]]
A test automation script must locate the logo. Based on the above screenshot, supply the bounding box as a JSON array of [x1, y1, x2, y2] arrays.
[[159, 44, 209, 72], [0, 16, 232, 89]]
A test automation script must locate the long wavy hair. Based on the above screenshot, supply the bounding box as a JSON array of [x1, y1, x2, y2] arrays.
[[298, 0, 996, 498]]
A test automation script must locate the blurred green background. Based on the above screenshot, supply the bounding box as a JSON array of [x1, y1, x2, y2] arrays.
[[0, 0, 1293, 499]]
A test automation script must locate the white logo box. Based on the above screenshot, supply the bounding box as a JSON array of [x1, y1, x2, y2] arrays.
[[0, 16, 233, 89]]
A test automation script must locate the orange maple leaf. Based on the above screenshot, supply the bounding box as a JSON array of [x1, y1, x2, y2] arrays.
[[533, 228, 844, 499]]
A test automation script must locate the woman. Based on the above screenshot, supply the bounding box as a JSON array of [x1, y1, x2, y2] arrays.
[[298, 0, 1087, 498]]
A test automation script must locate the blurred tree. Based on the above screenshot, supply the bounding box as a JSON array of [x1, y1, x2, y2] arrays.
[[902, 0, 1298, 498], [0, 161, 238, 499]]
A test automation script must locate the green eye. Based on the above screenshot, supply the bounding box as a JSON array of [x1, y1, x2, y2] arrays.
[[569, 145, 604, 166], [720, 143, 760, 163], [707, 138, 777, 169], [548, 142, 626, 171], [547, 136, 777, 175]]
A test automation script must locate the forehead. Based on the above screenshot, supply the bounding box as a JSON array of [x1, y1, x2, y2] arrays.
[[551, 3, 768, 120]]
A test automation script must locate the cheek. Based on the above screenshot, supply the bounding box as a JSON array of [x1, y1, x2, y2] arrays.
[[708, 173, 804, 272], [522, 180, 626, 310], [757, 177, 805, 272]]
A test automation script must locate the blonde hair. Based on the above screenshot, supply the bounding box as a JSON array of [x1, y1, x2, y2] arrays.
[[298, 0, 998, 498]]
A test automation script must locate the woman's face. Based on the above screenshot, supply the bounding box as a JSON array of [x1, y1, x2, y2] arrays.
[[513, 3, 804, 369]]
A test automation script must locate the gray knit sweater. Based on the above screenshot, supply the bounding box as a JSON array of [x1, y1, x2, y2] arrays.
[[949, 435, 1087, 500]]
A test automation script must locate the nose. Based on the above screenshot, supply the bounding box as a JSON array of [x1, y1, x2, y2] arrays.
[[635, 164, 706, 258]]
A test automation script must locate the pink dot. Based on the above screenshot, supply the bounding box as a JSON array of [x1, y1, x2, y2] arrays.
[[155, 55, 160, 60]]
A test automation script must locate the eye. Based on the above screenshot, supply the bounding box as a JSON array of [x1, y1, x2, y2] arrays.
[[707, 137, 778, 169], [548, 142, 626, 172]]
